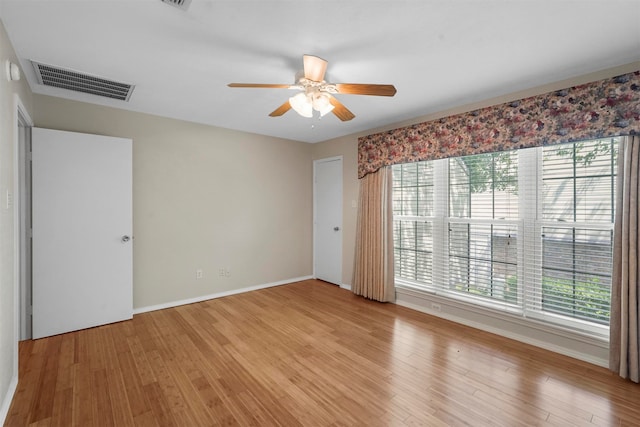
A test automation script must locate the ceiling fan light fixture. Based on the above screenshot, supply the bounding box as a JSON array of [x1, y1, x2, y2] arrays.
[[289, 92, 313, 118], [229, 54, 395, 121], [312, 92, 334, 117]]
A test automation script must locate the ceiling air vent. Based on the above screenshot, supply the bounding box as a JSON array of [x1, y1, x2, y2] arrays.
[[31, 61, 135, 102], [160, 0, 192, 11]]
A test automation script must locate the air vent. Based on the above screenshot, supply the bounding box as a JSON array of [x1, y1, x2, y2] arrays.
[[31, 61, 135, 102], [160, 0, 191, 11]]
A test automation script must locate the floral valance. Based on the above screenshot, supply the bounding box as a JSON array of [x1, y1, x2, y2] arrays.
[[358, 71, 640, 179]]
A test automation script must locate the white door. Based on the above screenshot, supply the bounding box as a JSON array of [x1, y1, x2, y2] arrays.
[[314, 157, 342, 285], [32, 128, 133, 339]]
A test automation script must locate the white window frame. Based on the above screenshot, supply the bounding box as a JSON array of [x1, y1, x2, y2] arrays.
[[393, 142, 616, 340]]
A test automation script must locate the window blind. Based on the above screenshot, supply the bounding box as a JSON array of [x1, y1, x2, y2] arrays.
[[523, 141, 617, 327], [392, 137, 618, 337]]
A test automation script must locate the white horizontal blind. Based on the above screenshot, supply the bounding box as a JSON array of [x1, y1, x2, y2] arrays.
[[447, 152, 520, 307], [525, 140, 617, 327], [392, 162, 435, 287], [392, 137, 618, 336], [447, 221, 519, 306]]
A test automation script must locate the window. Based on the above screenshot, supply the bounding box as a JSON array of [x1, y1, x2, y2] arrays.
[[393, 162, 434, 286], [448, 152, 519, 304], [392, 138, 618, 336], [537, 140, 617, 325]]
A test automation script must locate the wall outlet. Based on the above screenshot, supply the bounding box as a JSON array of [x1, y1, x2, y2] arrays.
[[196, 269, 203, 279], [431, 303, 441, 312], [218, 268, 225, 277]]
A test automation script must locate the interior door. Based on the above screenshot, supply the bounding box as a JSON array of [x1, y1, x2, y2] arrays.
[[314, 157, 342, 285], [31, 128, 133, 339]]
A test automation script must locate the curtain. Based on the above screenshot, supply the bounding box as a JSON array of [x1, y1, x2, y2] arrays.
[[352, 166, 395, 302], [609, 135, 639, 383], [358, 71, 640, 179]]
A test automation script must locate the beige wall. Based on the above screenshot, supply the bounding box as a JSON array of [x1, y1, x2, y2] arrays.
[[0, 18, 33, 420], [34, 95, 313, 309]]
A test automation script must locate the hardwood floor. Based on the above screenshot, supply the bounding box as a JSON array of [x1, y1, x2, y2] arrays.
[[5, 279, 639, 426]]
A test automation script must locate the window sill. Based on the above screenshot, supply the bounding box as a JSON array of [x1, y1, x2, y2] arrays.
[[394, 283, 609, 367]]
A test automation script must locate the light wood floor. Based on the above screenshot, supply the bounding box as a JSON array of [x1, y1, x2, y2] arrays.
[[5, 279, 639, 426]]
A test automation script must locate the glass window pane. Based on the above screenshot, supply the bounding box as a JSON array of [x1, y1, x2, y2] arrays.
[[392, 162, 433, 217], [394, 220, 433, 286], [543, 139, 617, 224], [450, 152, 518, 219], [542, 226, 612, 324], [448, 223, 518, 303]]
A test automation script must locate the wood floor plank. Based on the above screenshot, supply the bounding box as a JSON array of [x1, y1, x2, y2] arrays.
[[6, 279, 640, 426], [48, 387, 72, 427], [29, 336, 62, 424], [69, 362, 91, 426], [116, 350, 151, 418]]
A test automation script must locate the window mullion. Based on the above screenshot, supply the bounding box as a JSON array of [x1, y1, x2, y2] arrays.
[[519, 147, 539, 315], [432, 159, 448, 290]]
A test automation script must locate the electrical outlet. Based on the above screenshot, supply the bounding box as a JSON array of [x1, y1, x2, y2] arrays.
[[218, 268, 225, 277], [196, 269, 203, 279], [431, 303, 441, 312]]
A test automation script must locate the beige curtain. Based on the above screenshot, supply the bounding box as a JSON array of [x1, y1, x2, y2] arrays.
[[609, 135, 639, 383], [352, 166, 395, 302]]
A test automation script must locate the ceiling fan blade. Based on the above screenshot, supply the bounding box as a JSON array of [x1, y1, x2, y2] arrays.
[[269, 101, 292, 117], [303, 55, 328, 82], [335, 83, 397, 96], [228, 83, 292, 88], [329, 97, 355, 121]]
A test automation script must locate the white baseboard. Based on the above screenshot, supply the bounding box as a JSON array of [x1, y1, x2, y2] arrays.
[[395, 288, 609, 368], [0, 374, 18, 426], [340, 283, 352, 291], [133, 276, 313, 315]]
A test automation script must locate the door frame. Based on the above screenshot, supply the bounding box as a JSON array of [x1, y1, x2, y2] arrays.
[[313, 156, 343, 285], [13, 94, 33, 366]]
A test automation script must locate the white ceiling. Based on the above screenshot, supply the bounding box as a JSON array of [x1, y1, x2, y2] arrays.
[[1, 0, 639, 143]]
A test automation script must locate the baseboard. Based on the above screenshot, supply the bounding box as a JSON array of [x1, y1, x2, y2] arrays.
[[133, 276, 313, 315], [340, 283, 352, 291], [0, 374, 18, 425], [396, 293, 609, 368]]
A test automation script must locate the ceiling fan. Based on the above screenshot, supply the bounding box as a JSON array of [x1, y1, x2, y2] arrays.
[[228, 55, 396, 121]]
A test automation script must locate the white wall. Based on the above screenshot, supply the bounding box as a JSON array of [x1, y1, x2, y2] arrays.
[[34, 95, 313, 310], [0, 18, 33, 423]]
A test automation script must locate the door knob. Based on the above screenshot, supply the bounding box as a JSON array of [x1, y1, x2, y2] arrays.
[[121, 235, 131, 243], [333, 227, 340, 231]]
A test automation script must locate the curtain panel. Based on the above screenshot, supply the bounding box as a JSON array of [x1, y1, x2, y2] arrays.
[[610, 135, 639, 383], [352, 167, 395, 302], [358, 71, 640, 179]]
